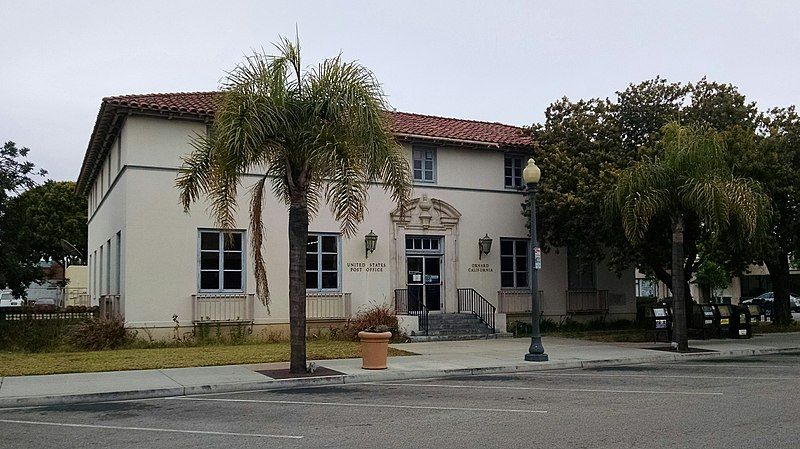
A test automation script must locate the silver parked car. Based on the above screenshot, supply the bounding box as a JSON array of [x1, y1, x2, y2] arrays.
[[742, 292, 800, 313]]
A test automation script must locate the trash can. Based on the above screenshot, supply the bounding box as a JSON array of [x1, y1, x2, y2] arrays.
[[713, 304, 734, 338], [735, 305, 753, 339]]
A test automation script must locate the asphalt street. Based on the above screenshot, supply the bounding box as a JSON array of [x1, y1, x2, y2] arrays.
[[1, 352, 798, 449]]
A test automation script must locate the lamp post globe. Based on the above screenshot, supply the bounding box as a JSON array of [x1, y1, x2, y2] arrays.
[[524, 158, 548, 362], [523, 158, 541, 184]]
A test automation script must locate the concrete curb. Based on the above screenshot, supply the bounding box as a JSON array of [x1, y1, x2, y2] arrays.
[[1, 346, 797, 409]]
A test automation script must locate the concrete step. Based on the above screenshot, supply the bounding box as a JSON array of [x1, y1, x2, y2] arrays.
[[427, 313, 480, 319], [429, 328, 492, 336], [430, 323, 489, 330], [408, 332, 514, 342]]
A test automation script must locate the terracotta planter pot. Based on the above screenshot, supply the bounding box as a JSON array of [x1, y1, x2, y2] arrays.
[[357, 331, 392, 370]]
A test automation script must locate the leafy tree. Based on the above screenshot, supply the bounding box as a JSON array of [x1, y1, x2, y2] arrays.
[[0, 141, 48, 296], [693, 259, 733, 302], [1, 181, 87, 297], [531, 77, 759, 309], [177, 38, 411, 373], [738, 108, 800, 324], [607, 123, 770, 351]]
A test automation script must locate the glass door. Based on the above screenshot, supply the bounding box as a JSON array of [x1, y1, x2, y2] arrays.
[[405, 235, 443, 312], [407, 256, 442, 311]]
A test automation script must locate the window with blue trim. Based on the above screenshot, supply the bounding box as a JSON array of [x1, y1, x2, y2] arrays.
[[412, 146, 437, 183], [306, 234, 340, 290], [199, 230, 244, 291]]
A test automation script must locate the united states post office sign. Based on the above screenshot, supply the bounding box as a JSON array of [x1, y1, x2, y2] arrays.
[[347, 262, 386, 273]]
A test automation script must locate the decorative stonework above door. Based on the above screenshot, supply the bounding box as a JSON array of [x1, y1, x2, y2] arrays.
[[390, 194, 461, 231]]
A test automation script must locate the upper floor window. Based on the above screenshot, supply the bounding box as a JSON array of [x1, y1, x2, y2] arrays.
[[500, 238, 529, 288], [306, 234, 341, 291], [505, 156, 524, 188], [199, 230, 244, 292], [412, 146, 437, 183]]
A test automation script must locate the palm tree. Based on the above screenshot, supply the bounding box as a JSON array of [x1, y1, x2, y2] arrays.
[[607, 123, 769, 351], [177, 37, 411, 373]]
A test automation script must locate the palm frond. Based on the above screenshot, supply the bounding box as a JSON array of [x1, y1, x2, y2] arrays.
[[249, 175, 271, 310], [607, 121, 770, 244], [176, 132, 215, 212]]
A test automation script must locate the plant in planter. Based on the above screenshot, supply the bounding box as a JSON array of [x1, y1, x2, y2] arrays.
[[358, 324, 392, 370]]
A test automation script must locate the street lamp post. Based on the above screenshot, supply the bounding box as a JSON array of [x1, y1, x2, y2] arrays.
[[523, 158, 548, 362]]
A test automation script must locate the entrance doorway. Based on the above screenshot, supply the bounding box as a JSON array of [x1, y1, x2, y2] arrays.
[[406, 236, 443, 311]]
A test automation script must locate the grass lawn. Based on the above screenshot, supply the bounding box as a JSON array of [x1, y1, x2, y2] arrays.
[[0, 340, 414, 377], [543, 329, 653, 343], [540, 322, 800, 343], [753, 322, 800, 334]]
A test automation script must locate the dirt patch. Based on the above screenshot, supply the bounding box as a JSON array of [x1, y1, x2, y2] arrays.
[[256, 366, 345, 379]]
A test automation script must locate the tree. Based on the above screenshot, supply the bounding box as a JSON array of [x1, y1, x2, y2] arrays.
[[693, 258, 733, 302], [531, 78, 759, 313], [1, 181, 87, 297], [177, 37, 411, 373], [0, 141, 48, 296], [740, 107, 800, 324], [607, 123, 770, 351]]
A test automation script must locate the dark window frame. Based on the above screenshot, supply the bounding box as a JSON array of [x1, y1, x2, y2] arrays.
[[500, 238, 529, 289], [567, 249, 597, 290]]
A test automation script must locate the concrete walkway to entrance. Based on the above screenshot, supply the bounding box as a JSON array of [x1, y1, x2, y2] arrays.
[[1, 333, 798, 408]]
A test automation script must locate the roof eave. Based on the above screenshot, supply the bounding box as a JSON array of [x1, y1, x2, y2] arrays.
[[75, 104, 213, 195], [393, 132, 532, 151]]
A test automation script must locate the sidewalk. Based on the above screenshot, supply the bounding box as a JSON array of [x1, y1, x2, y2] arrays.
[[1, 332, 798, 408]]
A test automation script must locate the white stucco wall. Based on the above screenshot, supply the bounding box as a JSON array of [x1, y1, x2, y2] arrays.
[[87, 115, 636, 329]]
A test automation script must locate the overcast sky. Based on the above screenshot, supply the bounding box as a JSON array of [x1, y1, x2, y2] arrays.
[[2, 1, 799, 182]]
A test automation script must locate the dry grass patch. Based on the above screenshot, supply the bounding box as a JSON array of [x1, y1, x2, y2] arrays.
[[0, 340, 413, 377]]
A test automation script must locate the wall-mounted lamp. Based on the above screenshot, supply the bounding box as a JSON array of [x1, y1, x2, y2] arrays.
[[365, 230, 378, 258], [478, 234, 493, 259]]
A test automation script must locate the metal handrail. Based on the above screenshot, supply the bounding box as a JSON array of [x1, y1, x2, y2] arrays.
[[457, 288, 496, 332], [394, 288, 429, 335]]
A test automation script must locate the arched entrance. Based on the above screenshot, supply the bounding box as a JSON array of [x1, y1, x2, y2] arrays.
[[390, 194, 461, 313]]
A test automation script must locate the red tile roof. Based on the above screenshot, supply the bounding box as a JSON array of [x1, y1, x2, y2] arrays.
[[103, 92, 532, 147], [77, 92, 532, 193]]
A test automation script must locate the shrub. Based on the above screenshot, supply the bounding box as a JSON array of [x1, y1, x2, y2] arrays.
[[539, 318, 558, 333], [192, 322, 252, 345], [331, 304, 408, 342], [68, 317, 133, 350], [558, 318, 585, 332], [508, 318, 557, 336], [0, 319, 75, 352], [585, 318, 607, 331]]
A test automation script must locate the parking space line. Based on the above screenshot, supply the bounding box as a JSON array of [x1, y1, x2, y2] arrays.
[[166, 396, 547, 413], [0, 418, 304, 439], [508, 372, 793, 381], [369, 382, 723, 396]]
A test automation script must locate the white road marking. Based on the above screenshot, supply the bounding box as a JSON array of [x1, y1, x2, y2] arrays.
[[509, 372, 794, 381], [644, 363, 799, 369], [0, 418, 303, 439], [369, 382, 723, 396], [167, 396, 547, 413]]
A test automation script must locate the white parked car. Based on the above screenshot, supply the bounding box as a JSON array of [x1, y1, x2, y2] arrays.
[[0, 291, 24, 308]]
